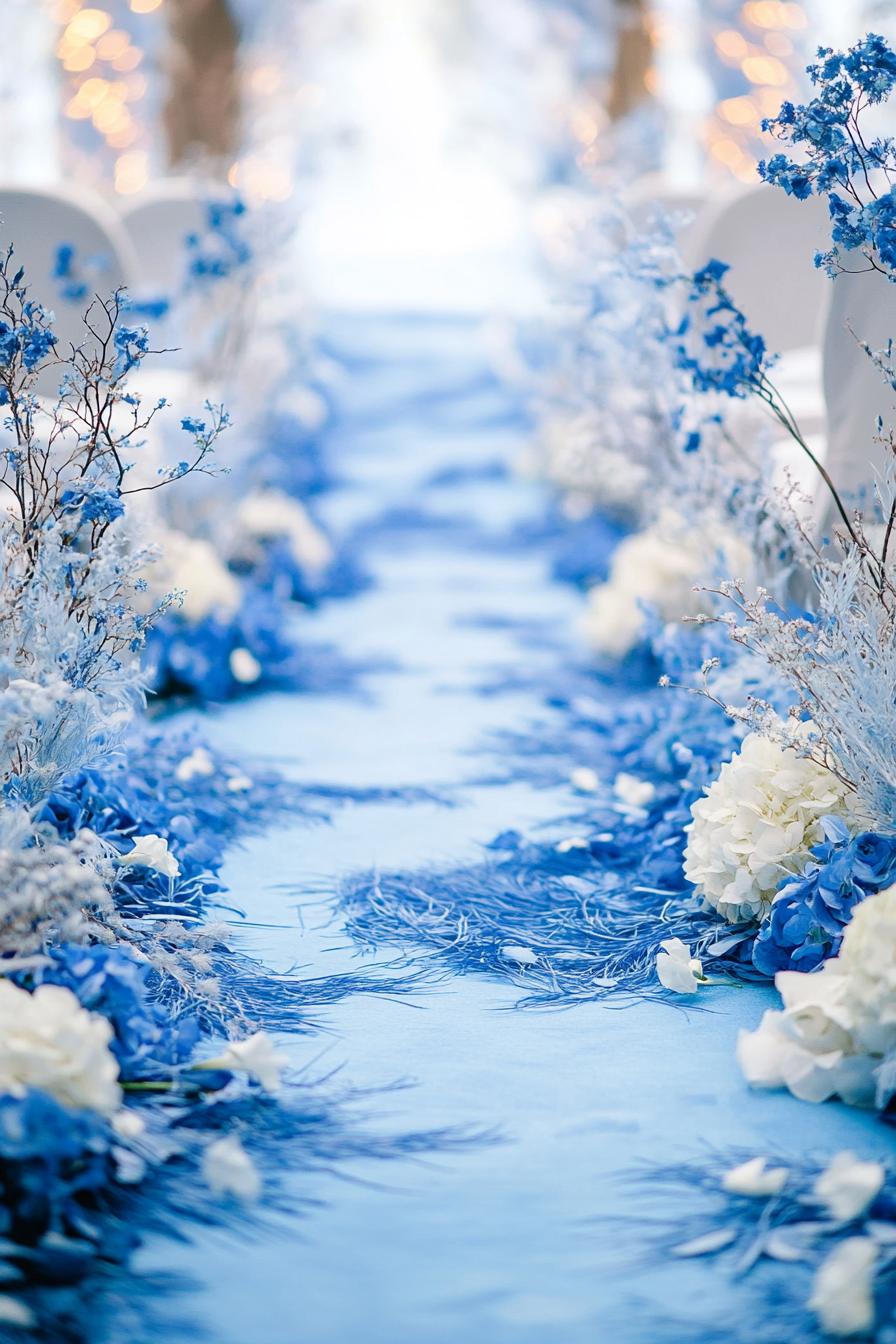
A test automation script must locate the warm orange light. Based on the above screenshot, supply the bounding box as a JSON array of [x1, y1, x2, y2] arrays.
[[114, 150, 148, 194], [96, 29, 130, 61], [67, 7, 110, 40], [239, 158, 292, 203], [111, 46, 142, 71], [129, 0, 163, 11], [64, 96, 93, 120], [122, 73, 148, 102], [62, 44, 96, 73], [107, 125, 139, 149], [741, 54, 789, 86], [710, 136, 748, 168], [764, 32, 793, 58], [720, 96, 758, 126], [715, 29, 748, 62], [94, 100, 130, 135]]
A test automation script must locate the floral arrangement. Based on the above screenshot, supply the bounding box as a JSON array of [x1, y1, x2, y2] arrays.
[[0, 244, 450, 1330], [338, 34, 896, 1114]]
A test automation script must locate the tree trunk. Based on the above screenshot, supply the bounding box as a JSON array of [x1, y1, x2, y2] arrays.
[[163, 0, 240, 173], [607, 0, 653, 123]]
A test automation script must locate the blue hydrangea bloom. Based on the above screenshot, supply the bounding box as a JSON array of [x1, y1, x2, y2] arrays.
[[753, 817, 896, 974], [37, 945, 199, 1080]]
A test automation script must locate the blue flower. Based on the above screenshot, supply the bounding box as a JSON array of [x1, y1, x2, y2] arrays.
[[752, 820, 896, 975], [761, 34, 896, 278], [38, 945, 199, 1080], [113, 324, 149, 375]]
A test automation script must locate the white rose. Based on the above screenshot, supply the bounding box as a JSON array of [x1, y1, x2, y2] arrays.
[[0, 981, 120, 1115]]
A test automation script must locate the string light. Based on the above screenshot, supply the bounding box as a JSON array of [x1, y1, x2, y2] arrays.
[[704, 1, 809, 183], [55, 0, 163, 191]]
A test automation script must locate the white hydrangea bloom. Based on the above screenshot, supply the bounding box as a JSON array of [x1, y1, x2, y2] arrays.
[[581, 514, 708, 659], [737, 886, 896, 1107], [0, 981, 120, 1115], [148, 530, 240, 623], [236, 489, 333, 573], [684, 731, 860, 923]]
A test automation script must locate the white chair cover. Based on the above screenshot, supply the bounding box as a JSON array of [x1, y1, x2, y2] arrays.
[[822, 254, 896, 510], [0, 182, 139, 392], [690, 184, 830, 354], [118, 178, 208, 295]]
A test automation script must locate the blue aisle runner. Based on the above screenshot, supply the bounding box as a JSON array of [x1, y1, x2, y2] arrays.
[[129, 315, 888, 1344]]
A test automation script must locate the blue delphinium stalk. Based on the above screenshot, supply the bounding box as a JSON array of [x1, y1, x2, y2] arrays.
[[669, 258, 858, 546], [759, 34, 896, 280]]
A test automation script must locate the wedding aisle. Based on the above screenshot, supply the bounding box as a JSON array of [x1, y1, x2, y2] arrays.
[[9, 5, 896, 1342], [118, 312, 888, 1344]]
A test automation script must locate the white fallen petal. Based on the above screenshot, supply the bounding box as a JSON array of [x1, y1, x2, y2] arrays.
[[500, 945, 538, 966], [202, 1135, 261, 1201], [814, 1152, 885, 1222], [721, 1156, 789, 1198], [809, 1237, 877, 1337]]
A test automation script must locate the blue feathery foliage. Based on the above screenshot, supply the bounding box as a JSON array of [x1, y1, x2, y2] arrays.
[[340, 634, 753, 1003], [635, 1148, 896, 1342]]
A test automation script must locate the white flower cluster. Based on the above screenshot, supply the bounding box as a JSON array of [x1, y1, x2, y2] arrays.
[[145, 529, 241, 624], [538, 409, 650, 520], [738, 885, 896, 1107], [581, 516, 706, 659], [684, 731, 861, 923], [0, 817, 110, 954], [581, 512, 751, 660], [0, 980, 120, 1115], [234, 489, 333, 573]]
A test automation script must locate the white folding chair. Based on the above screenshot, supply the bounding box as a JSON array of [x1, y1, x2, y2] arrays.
[[821, 253, 896, 514], [690, 183, 831, 357], [0, 182, 140, 392], [118, 178, 208, 296]]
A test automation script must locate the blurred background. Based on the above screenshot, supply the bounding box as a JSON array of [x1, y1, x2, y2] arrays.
[[0, 0, 891, 312]]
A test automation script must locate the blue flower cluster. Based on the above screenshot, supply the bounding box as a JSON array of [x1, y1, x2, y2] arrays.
[[760, 34, 896, 278], [144, 583, 299, 702], [37, 946, 200, 1080], [752, 817, 896, 974], [669, 259, 770, 398], [185, 196, 252, 284]]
